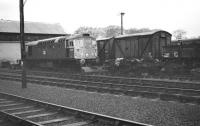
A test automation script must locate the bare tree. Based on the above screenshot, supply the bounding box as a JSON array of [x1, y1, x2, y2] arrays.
[[125, 28, 158, 34], [74, 27, 105, 38], [173, 29, 187, 40], [74, 26, 162, 38], [104, 25, 121, 37]]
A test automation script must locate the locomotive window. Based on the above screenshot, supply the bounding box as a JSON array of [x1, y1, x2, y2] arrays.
[[69, 41, 74, 46], [66, 41, 69, 47], [28, 46, 32, 56], [40, 42, 43, 48], [39, 43, 42, 48], [42, 41, 46, 49], [44, 41, 47, 48], [47, 41, 50, 48], [49, 43, 52, 48], [59, 38, 64, 43], [59, 44, 62, 48], [62, 38, 65, 43]]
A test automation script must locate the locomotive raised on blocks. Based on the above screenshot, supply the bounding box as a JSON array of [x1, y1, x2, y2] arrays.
[[25, 33, 98, 69]]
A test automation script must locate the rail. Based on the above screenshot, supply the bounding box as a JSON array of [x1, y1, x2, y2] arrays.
[[0, 72, 200, 105], [0, 92, 152, 126]]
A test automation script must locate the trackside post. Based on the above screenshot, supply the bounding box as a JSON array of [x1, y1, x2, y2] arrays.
[[19, 0, 27, 88]]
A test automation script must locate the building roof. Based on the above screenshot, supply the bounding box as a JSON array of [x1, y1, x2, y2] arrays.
[[0, 19, 66, 34]]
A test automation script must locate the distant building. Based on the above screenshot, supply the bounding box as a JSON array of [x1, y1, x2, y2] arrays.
[[0, 19, 67, 64]]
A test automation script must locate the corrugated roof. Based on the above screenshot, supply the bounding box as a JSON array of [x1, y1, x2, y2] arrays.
[[115, 30, 171, 39], [97, 30, 171, 41], [0, 20, 66, 34], [96, 37, 113, 41]]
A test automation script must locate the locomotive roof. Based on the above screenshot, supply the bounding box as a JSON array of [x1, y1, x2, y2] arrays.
[[97, 30, 171, 41], [68, 33, 95, 40], [26, 36, 66, 46], [96, 37, 113, 41], [26, 33, 95, 46]]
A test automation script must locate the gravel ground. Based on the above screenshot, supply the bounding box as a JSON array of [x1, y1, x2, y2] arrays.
[[0, 80, 200, 126]]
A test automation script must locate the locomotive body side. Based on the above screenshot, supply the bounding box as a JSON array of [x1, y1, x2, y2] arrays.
[[26, 36, 67, 60]]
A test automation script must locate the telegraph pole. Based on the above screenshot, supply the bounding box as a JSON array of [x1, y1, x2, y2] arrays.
[[19, 0, 27, 88], [120, 12, 125, 35]]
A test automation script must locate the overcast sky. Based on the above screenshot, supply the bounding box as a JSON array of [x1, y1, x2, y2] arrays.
[[0, 0, 200, 38]]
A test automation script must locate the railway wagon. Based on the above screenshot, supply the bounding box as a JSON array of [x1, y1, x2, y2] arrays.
[[97, 30, 171, 63], [25, 33, 97, 69], [163, 38, 200, 66]]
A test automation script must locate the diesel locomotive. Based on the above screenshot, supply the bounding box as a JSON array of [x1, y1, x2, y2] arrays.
[[25, 33, 98, 69]]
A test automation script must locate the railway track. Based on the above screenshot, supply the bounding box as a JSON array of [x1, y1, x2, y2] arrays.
[[0, 116, 20, 126], [0, 70, 200, 105], [1, 69, 200, 92], [0, 68, 198, 82], [0, 92, 151, 126], [83, 72, 196, 81], [1, 68, 199, 85]]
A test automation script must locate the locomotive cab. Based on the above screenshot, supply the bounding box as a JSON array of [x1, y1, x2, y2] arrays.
[[68, 34, 97, 65], [66, 40, 74, 58]]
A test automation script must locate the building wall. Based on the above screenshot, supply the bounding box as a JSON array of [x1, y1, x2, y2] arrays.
[[0, 42, 20, 63], [0, 33, 67, 64]]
